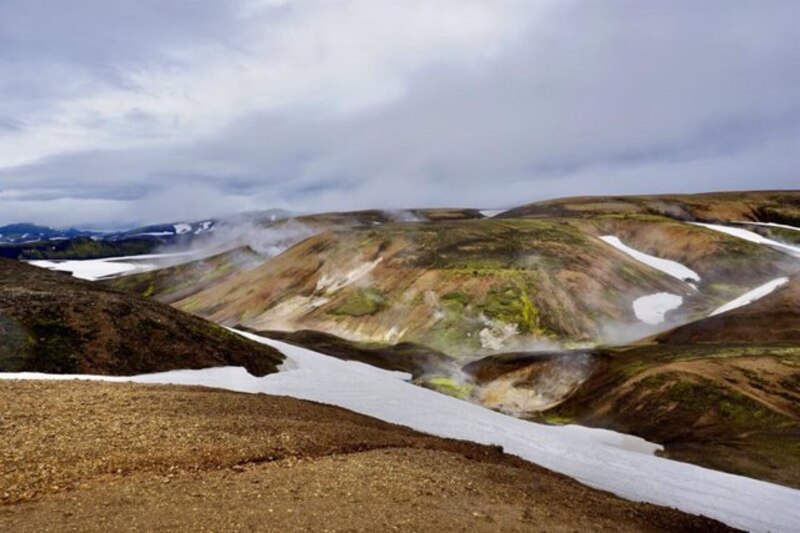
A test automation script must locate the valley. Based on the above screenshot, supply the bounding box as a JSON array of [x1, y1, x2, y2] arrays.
[[2, 191, 800, 531]]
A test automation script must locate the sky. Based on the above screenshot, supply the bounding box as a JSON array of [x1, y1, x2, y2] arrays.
[[0, 0, 798, 228]]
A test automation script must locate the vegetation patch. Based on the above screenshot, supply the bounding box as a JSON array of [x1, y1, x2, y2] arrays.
[[418, 376, 474, 400], [330, 288, 387, 317], [479, 281, 544, 336]]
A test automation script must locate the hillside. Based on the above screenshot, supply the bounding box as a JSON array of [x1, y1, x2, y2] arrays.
[[0, 259, 283, 376], [108, 246, 266, 304], [0, 380, 729, 532], [654, 274, 800, 344], [461, 272, 800, 487], [536, 342, 800, 488], [150, 218, 698, 354], [113, 214, 796, 355], [499, 190, 800, 225], [257, 328, 454, 378]]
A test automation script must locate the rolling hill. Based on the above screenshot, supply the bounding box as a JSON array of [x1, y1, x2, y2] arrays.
[[499, 190, 800, 225], [0, 258, 283, 376], [110, 213, 796, 355]]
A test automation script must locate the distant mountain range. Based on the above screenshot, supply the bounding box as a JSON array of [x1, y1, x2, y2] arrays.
[[0, 223, 99, 244], [0, 209, 291, 259]]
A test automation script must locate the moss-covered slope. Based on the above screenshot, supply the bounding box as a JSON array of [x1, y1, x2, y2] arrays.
[[541, 343, 800, 488], [115, 213, 795, 354], [0, 259, 283, 376], [152, 218, 704, 355]]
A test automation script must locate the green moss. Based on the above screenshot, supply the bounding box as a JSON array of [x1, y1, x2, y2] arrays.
[[421, 376, 474, 400], [143, 282, 156, 298], [16, 237, 156, 260], [0, 313, 28, 371], [23, 313, 81, 373], [330, 288, 387, 317], [641, 374, 789, 431], [479, 281, 545, 336], [442, 290, 470, 307], [542, 414, 574, 425], [619, 360, 655, 378], [410, 292, 425, 306]]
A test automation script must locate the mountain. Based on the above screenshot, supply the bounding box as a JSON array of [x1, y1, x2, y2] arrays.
[[0, 223, 98, 244], [0, 209, 289, 260], [0, 258, 283, 376], [17, 192, 800, 486], [110, 213, 796, 355]]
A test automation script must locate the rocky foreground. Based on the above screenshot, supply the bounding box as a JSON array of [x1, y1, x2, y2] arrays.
[[0, 380, 732, 532]]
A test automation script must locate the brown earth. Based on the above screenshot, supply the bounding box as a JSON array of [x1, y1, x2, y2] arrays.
[[0, 258, 283, 376], [292, 207, 485, 227], [0, 380, 733, 532]]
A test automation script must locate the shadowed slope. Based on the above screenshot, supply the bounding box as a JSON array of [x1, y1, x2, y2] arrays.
[[0, 259, 283, 376]]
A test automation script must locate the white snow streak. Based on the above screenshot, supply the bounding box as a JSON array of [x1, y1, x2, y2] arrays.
[[27, 252, 195, 281], [711, 277, 790, 316], [2, 332, 799, 532], [692, 223, 800, 257], [734, 221, 800, 232], [600, 236, 700, 283], [633, 293, 684, 324]]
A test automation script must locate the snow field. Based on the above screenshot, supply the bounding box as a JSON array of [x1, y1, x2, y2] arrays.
[[2, 332, 799, 532]]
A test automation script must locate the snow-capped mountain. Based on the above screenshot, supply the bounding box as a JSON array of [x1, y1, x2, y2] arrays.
[[0, 223, 99, 244]]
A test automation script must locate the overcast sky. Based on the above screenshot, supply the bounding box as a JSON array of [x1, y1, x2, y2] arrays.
[[1, 0, 798, 228]]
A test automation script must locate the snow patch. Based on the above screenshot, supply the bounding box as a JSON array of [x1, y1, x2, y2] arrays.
[[28, 259, 145, 280], [2, 332, 799, 532], [633, 293, 683, 325], [131, 231, 174, 237], [27, 252, 196, 281], [692, 223, 800, 257], [479, 209, 504, 218], [173, 223, 192, 234], [711, 277, 790, 316], [734, 221, 800, 232], [600, 236, 700, 284]]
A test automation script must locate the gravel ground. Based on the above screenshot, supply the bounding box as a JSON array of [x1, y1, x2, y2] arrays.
[[0, 380, 733, 532]]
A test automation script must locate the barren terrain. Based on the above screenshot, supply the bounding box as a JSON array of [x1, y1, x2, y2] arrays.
[[0, 380, 731, 532]]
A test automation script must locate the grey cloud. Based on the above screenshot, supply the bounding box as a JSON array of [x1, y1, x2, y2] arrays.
[[0, 0, 798, 227]]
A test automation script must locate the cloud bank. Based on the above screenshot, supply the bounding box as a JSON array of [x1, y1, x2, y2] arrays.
[[1, 0, 798, 227]]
